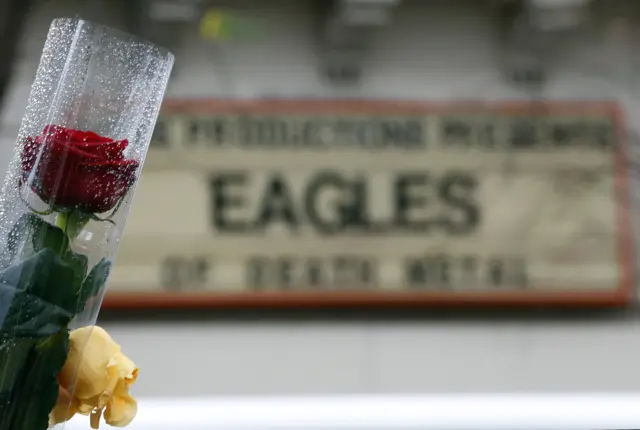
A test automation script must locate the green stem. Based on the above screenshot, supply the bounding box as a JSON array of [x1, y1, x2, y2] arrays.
[[55, 212, 68, 231], [56, 210, 90, 243], [54, 212, 70, 257]]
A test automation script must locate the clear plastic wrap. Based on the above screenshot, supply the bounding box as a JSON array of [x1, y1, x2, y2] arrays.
[[0, 18, 173, 429]]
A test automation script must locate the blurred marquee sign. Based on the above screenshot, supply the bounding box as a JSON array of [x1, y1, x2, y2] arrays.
[[199, 9, 265, 42], [102, 100, 634, 309]]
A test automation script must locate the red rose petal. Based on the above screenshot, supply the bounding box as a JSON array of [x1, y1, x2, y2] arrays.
[[22, 126, 139, 213], [21, 136, 42, 173], [75, 139, 128, 161], [48, 137, 102, 159], [45, 161, 139, 212], [82, 159, 138, 168], [81, 130, 114, 142]]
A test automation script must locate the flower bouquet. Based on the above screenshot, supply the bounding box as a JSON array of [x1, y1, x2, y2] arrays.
[[0, 19, 173, 429]]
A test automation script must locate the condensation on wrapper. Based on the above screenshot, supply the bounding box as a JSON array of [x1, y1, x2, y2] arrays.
[[0, 17, 174, 319], [0, 18, 173, 430]]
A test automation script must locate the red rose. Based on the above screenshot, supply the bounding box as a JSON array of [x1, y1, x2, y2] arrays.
[[21, 125, 139, 213]]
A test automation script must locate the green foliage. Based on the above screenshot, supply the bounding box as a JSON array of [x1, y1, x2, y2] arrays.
[[0, 250, 73, 430], [0, 332, 69, 430], [80, 259, 111, 310], [0, 213, 111, 430]]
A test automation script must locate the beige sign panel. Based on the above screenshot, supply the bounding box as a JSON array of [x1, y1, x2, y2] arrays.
[[103, 100, 633, 308]]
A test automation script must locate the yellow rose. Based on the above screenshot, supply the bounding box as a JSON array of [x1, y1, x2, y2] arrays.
[[49, 326, 138, 429]]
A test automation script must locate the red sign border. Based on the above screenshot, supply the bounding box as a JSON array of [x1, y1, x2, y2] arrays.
[[103, 99, 635, 309]]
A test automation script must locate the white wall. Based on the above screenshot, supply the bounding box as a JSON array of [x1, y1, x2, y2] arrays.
[[101, 318, 640, 397], [3, 0, 640, 397]]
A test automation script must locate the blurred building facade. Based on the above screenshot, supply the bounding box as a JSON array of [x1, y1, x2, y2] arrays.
[[2, 0, 640, 397]]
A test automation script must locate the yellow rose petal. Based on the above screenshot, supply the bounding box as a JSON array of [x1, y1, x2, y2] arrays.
[[78, 403, 96, 415], [90, 408, 103, 429], [51, 326, 138, 428], [59, 326, 121, 399], [113, 352, 137, 380], [49, 387, 80, 427], [104, 389, 138, 427]]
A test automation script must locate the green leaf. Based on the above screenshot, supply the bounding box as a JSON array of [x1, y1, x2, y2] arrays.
[[0, 339, 38, 394], [63, 211, 91, 241], [1, 214, 40, 266], [0, 250, 74, 429], [64, 252, 88, 294], [1, 331, 69, 430], [0, 249, 80, 316], [1, 214, 88, 299], [0, 391, 13, 429], [27, 215, 88, 292], [0, 213, 66, 267], [31, 219, 66, 256], [78, 258, 112, 311], [0, 282, 72, 339], [0, 283, 71, 429], [0, 250, 75, 430], [7, 214, 45, 254], [0, 216, 92, 430]]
